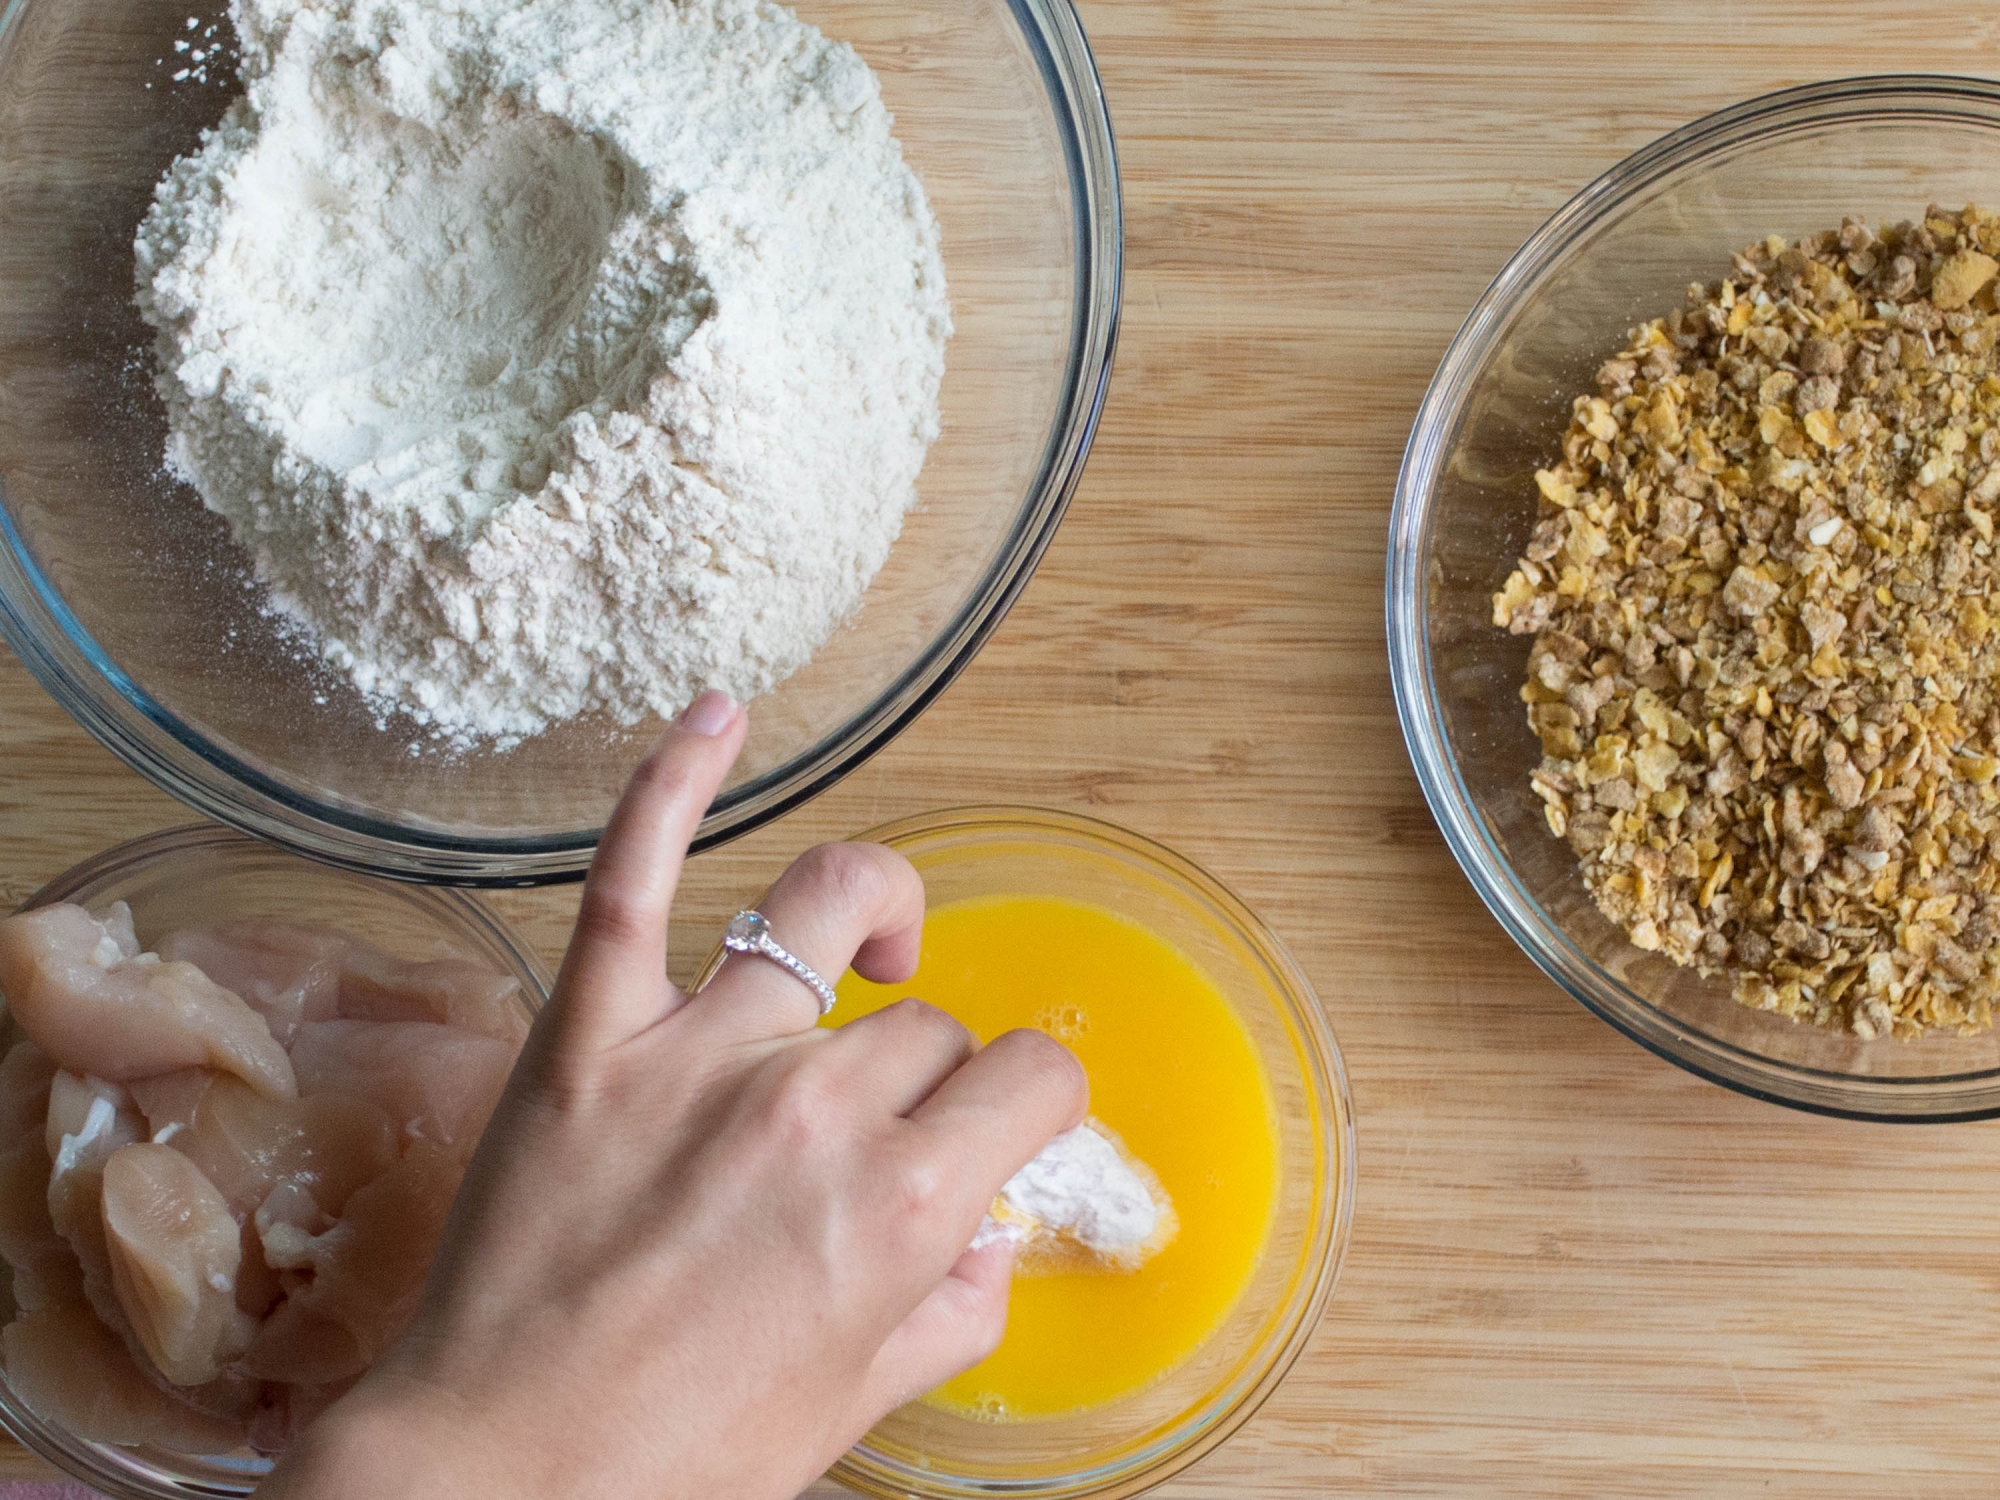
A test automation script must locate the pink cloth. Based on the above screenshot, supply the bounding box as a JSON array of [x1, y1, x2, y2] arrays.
[[0, 1483, 103, 1499]]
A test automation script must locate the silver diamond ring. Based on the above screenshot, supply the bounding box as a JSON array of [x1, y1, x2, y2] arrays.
[[720, 910, 837, 1015]]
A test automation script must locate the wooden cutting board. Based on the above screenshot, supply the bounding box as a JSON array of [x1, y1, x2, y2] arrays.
[[6, 2, 2000, 1495]]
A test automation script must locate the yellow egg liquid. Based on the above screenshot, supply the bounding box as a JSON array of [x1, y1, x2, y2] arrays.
[[834, 894, 1279, 1420]]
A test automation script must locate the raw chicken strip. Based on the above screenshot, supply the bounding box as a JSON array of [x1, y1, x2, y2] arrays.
[[3, 1301, 244, 1451], [0, 1040, 55, 1142], [335, 941, 528, 1045], [234, 1216, 284, 1320], [254, 1179, 330, 1270], [156, 925, 343, 1049], [46, 1071, 144, 1332], [129, 1067, 394, 1323], [127, 1067, 215, 1141], [290, 1021, 513, 1154], [129, 1069, 396, 1218], [0, 904, 295, 1099], [101, 1144, 254, 1386], [0, 1044, 75, 1312], [969, 1122, 1175, 1269], [46, 1069, 140, 1166], [0, 1135, 82, 1314], [245, 1141, 459, 1384], [157, 923, 527, 1045], [0, 916, 524, 1454]]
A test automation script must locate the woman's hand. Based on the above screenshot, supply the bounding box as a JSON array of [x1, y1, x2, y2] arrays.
[[264, 693, 1086, 1499]]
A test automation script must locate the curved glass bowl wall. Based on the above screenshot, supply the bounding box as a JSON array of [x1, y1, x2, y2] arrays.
[[0, 825, 552, 1496], [0, 0, 1120, 883], [1390, 76, 2000, 1119], [822, 808, 1353, 1500]]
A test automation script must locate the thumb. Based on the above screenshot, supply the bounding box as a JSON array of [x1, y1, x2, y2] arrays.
[[858, 1242, 1013, 1420]]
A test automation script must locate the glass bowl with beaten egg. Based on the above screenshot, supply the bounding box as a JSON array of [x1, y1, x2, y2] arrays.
[[782, 808, 1353, 1499]]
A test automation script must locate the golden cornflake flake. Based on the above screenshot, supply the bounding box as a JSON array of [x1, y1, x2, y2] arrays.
[[1493, 206, 2000, 1039]]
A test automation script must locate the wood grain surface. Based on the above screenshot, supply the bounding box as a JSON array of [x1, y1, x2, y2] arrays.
[[7, 2, 2000, 1495]]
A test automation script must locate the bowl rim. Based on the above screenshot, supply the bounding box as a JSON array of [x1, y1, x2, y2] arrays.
[[1388, 72, 2000, 1123], [819, 803, 1356, 1500], [0, 0, 1123, 888], [0, 822, 554, 1498]]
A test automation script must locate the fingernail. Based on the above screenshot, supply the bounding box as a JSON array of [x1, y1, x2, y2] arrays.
[[678, 690, 738, 737]]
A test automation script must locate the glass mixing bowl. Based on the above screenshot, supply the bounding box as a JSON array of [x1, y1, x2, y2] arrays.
[[797, 807, 1354, 1500], [0, 824, 553, 1497], [1389, 75, 2000, 1121], [0, 0, 1119, 885]]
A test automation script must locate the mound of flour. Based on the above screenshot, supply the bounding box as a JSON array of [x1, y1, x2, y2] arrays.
[[135, 0, 949, 743]]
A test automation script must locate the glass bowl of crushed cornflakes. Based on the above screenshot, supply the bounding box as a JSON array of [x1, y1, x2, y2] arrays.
[[1390, 75, 2000, 1120]]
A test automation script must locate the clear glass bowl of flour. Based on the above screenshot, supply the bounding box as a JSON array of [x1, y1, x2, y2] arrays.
[[0, 0, 1118, 884]]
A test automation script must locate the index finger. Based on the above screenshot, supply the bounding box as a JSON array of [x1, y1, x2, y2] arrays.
[[901, 1028, 1088, 1218], [553, 691, 748, 1051]]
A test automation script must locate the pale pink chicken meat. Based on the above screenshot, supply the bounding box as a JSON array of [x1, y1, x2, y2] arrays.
[[234, 1219, 284, 1321], [0, 1099, 84, 1316], [0, 905, 295, 1099], [156, 925, 343, 1049], [334, 942, 528, 1045], [0, 1041, 55, 1143], [0, 1139, 82, 1314], [46, 1068, 143, 1167], [290, 1020, 513, 1155], [3, 1301, 245, 1451], [0, 1044, 72, 1311], [254, 1178, 331, 1271], [245, 1141, 459, 1385], [157, 922, 527, 1045], [0, 912, 526, 1456], [101, 1143, 254, 1387], [126, 1066, 215, 1141], [128, 1069, 396, 1218], [45, 1070, 145, 1335]]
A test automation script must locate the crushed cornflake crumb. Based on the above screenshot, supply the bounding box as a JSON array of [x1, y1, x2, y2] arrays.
[[1494, 205, 2000, 1040]]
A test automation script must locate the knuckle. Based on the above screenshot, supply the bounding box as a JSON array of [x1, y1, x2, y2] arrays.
[[887, 997, 971, 1051], [525, 1047, 604, 1115], [884, 1147, 950, 1228], [999, 1026, 1087, 1104], [572, 888, 657, 952], [762, 1058, 846, 1148], [632, 749, 706, 808], [790, 841, 894, 919]]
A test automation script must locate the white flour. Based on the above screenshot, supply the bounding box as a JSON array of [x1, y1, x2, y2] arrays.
[[972, 1122, 1175, 1270], [135, 0, 949, 743]]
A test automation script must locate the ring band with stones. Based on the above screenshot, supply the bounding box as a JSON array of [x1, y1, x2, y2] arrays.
[[720, 910, 838, 1015]]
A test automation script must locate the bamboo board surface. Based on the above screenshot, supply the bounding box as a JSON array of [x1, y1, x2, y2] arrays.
[[6, 1, 2000, 1494]]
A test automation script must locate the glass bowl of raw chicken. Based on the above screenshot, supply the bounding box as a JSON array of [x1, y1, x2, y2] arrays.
[[0, 824, 550, 1497]]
